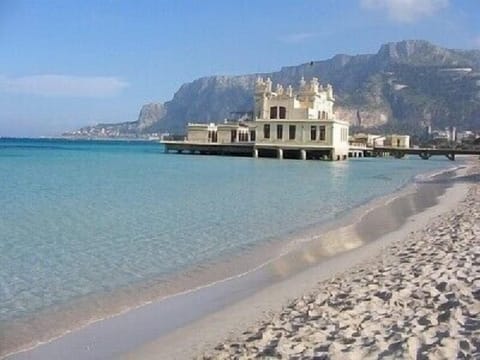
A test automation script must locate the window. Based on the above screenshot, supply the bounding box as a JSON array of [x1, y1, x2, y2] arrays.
[[270, 106, 286, 119], [264, 124, 270, 139], [310, 126, 317, 141], [319, 126, 326, 141], [319, 111, 328, 120], [270, 106, 277, 119], [231, 130, 237, 142], [277, 124, 283, 139], [289, 125, 296, 140], [208, 130, 217, 143], [250, 130, 256, 141], [238, 131, 249, 142]]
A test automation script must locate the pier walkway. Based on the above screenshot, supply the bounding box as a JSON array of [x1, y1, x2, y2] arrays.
[[162, 141, 480, 161], [162, 141, 368, 160], [373, 146, 480, 161]]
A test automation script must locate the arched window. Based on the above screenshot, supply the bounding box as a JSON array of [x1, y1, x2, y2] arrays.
[[270, 106, 277, 119], [279, 106, 286, 119]]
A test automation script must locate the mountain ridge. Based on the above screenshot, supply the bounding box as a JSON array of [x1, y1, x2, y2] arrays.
[[65, 40, 480, 137]]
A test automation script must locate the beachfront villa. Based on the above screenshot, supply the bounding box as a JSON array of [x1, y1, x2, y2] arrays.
[[253, 77, 349, 160], [186, 77, 350, 160]]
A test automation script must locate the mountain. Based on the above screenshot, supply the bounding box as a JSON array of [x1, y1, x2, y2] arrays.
[[65, 40, 480, 137]]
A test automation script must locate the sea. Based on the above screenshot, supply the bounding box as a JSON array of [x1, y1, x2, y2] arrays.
[[0, 138, 456, 355]]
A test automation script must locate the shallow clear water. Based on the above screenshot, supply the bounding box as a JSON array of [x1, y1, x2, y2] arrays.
[[0, 138, 453, 324]]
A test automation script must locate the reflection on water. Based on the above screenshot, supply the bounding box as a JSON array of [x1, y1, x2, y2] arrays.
[[268, 175, 452, 282]]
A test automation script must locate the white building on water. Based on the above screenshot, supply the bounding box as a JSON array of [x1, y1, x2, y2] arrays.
[[186, 77, 350, 160]]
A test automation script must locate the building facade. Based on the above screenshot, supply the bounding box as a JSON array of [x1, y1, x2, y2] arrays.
[[385, 134, 410, 148], [253, 77, 349, 160], [349, 133, 385, 148], [187, 122, 256, 144], [186, 77, 350, 160]]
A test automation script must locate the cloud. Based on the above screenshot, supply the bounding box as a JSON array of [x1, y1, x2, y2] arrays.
[[361, 0, 449, 23], [0, 74, 129, 97], [280, 32, 317, 44]]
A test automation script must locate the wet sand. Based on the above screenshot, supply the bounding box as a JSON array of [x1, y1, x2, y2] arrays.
[[5, 161, 474, 360]]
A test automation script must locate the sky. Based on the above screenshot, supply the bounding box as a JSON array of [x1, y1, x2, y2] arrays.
[[0, 0, 479, 137]]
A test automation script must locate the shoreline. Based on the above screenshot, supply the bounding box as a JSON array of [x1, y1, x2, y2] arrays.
[[198, 161, 480, 359], [4, 159, 471, 360], [123, 161, 476, 360]]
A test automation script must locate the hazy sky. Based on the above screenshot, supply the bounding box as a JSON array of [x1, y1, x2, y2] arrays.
[[1, 0, 479, 136]]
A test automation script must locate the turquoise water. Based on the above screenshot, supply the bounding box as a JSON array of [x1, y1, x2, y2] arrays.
[[0, 138, 453, 326]]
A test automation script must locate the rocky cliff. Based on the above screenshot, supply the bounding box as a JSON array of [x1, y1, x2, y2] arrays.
[[136, 103, 166, 132], [66, 40, 480, 137]]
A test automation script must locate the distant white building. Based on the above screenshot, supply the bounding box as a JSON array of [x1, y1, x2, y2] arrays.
[[186, 77, 350, 161], [349, 133, 385, 148], [385, 134, 410, 148]]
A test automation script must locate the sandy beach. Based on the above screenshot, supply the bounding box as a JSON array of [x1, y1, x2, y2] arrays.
[[197, 163, 480, 359], [118, 161, 479, 360]]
